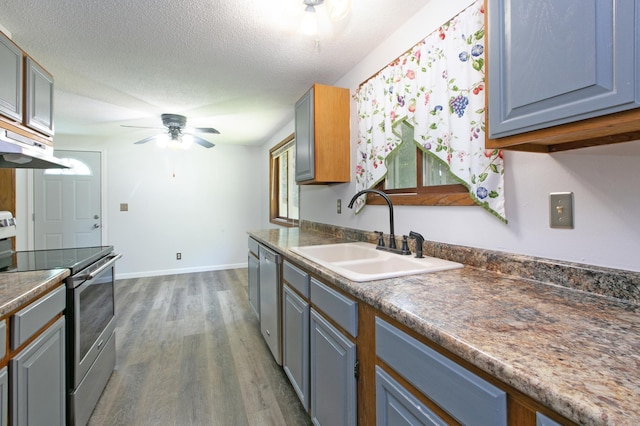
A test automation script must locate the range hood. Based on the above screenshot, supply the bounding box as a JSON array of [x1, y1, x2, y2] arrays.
[[0, 129, 68, 169]]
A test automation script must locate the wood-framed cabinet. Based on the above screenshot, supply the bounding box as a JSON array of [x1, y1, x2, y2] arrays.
[[0, 32, 23, 123], [24, 57, 54, 137], [486, 0, 640, 152], [0, 29, 55, 143], [295, 83, 350, 184]]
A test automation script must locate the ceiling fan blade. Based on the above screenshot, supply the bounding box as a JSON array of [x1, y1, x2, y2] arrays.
[[190, 135, 215, 148], [191, 127, 220, 134], [121, 125, 164, 130], [133, 135, 159, 144]]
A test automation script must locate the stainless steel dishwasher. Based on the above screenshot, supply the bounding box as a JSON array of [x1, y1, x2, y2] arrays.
[[259, 245, 282, 365]]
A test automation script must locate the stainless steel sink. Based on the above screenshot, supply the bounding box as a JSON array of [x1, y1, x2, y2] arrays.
[[290, 242, 463, 282]]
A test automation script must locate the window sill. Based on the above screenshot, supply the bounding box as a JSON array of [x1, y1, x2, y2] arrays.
[[270, 218, 299, 228], [367, 185, 475, 207]]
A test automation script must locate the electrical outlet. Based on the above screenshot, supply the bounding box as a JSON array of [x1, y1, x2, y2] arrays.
[[176, 253, 182, 260], [337, 199, 342, 214], [549, 192, 574, 229], [120, 203, 128, 211]]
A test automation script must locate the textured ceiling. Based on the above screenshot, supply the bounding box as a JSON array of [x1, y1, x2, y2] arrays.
[[0, 0, 429, 146]]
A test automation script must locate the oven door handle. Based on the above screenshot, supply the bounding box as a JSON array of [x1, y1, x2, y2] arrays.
[[76, 253, 122, 281]]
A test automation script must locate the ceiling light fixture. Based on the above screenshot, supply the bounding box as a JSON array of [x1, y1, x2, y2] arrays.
[[300, 0, 324, 36], [300, 0, 350, 37]]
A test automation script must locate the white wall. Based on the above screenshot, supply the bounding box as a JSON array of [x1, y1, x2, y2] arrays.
[[48, 134, 263, 278], [261, 0, 640, 273]]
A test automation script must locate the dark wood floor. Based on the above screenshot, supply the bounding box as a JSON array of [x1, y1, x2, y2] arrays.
[[88, 269, 311, 426]]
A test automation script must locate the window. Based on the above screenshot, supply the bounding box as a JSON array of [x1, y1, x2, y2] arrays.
[[44, 157, 92, 175], [369, 122, 475, 207], [270, 134, 299, 227]]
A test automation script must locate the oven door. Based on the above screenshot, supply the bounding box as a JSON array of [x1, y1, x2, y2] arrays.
[[69, 253, 120, 389]]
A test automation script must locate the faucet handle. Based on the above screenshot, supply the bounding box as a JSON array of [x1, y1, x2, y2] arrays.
[[374, 230, 385, 247], [401, 235, 411, 255]]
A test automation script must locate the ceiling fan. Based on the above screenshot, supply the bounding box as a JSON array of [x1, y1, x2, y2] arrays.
[[122, 113, 219, 149]]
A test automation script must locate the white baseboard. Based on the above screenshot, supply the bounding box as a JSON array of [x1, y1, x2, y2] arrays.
[[116, 262, 248, 280]]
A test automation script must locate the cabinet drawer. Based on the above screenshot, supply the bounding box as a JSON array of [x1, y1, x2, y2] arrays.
[[283, 261, 310, 298], [310, 278, 357, 337], [11, 285, 66, 349], [376, 317, 506, 426], [248, 237, 260, 257]]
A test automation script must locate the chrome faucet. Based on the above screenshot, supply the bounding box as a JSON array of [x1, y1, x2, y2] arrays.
[[348, 189, 400, 251]]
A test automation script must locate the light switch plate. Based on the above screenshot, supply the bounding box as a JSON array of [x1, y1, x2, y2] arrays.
[[549, 192, 573, 229]]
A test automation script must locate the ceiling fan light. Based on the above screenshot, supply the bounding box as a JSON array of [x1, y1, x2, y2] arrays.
[[181, 135, 194, 150], [300, 6, 319, 36], [156, 133, 170, 148]]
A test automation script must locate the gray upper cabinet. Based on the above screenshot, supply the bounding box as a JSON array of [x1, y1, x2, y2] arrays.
[[0, 32, 23, 122], [294, 83, 350, 184], [488, 0, 639, 139], [25, 57, 54, 137], [295, 88, 314, 182]]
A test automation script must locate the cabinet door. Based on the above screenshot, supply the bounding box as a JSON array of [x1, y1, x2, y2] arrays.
[[488, 0, 639, 138], [282, 285, 310, 411], [0, 367, 7, 426], [310, 308, 356, 426], [376, 366, 446, 426], [11, 316, 65, 426], [25, 57, 54, 136], [0, 32, 22, 122], [536, 412, 562, 426], [295, 87, 314, 182], [248, 251, 260, 319]]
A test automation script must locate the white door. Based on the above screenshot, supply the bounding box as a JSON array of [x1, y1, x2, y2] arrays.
[[33, 150, 102, 249]]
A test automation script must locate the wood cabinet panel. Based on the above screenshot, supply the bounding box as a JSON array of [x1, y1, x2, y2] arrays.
[[295, 84, 350, 184]]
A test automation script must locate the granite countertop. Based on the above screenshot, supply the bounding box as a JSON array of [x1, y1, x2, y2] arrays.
[[0, 269, 70, 318], [248, 227, 640, 426]]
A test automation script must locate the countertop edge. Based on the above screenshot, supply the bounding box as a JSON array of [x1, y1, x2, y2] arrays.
[[0, 269, 70, 318]]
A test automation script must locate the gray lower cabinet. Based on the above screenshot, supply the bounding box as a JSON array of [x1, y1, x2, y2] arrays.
[[11, 316, 66, 426], [282, 284, 310, 410], [488, 0, 639, 138], [376, 366, 446, 426], [0, 367, 7, 426], [536, 412, 562, 426], [310, 308, 356, 426], [376, 317, 506, 426]]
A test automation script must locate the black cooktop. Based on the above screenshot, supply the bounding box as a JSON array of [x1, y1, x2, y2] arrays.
[[1, 246, 114, 274]]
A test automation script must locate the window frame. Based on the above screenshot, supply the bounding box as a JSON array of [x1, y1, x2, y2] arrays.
[[367, 148, 475, 207], [269, 133, 300, 227]]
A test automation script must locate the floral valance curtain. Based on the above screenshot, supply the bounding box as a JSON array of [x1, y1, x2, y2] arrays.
[[354, 0, 506, 222]]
